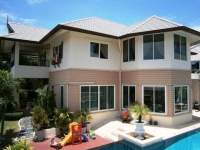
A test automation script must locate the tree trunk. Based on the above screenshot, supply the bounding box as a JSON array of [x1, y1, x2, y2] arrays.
[[138, 115, 142, 123], [0, 107, 5, 144]]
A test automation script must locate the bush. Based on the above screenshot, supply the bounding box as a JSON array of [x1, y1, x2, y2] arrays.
[[5, 111, 24, 120], [32, 105, 49, 130], [4, 140, 33, 150]]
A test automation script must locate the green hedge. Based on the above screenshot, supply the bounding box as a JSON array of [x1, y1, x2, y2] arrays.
[[5, 111, 24, 120]]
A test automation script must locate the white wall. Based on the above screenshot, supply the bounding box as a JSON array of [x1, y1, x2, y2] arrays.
[[48, 31, 120, 71], [122, 32, 191, 71]]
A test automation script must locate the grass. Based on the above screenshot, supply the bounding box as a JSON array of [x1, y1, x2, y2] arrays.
[[0, 120, 19, 150]]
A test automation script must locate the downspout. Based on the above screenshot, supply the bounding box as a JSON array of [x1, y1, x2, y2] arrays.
[[118, 39, 122, 113]]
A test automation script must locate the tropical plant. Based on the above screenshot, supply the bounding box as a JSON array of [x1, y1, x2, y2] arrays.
[[36, 84, 57, 118], [76, 108, 92, 127], [129, 103, 151, 123], [31, 105, 49, 130], [3, 140, 33, 150], [54, 108, 74, 131], [0, 70, 26, 143]]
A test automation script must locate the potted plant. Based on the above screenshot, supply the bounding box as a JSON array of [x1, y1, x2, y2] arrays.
[[76, 108, 92, 133], [129, 103, 151, 140], [54, 107, 74, 136], [31, 105, 49, 141]]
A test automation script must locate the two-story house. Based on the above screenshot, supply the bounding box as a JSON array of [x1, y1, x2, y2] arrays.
[[1, 16, 200, 127]]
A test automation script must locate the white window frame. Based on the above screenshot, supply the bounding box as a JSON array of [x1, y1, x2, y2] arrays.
[[122, 85, 136, 109], [80, 85, 115, 112], [142, 85, 167, 115], [174, 85, 189, 115], [89, 42, 108, 59], [142, 33, 165, 60]]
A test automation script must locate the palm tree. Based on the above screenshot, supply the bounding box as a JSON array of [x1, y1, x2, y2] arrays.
[[0, 70, 26, 144], [129, 103, 151, 123]]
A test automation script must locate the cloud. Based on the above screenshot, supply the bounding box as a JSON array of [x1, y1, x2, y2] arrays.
[[0, 12, 17, 23], [19, 18, 38, 25], [162, 15, 177, 21], [26, 0, 48, 5]]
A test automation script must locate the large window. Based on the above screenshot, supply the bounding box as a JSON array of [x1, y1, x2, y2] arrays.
[[53, 42, 63, 63], [81, 85, 114, 111], [123, 86, 135, 108], [174, 86, 188, 114], [90, 42, 108, 59], [174, 34, 187, 60], [143, 86, 165, 113], [143, 34, 164, 60], [123, 38, 135, 62]]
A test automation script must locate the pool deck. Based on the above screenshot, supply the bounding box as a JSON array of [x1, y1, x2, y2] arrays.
[[95, 110, 200, 141]]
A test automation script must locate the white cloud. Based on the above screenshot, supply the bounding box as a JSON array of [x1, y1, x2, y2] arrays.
[[26, 0, 48, 5], [0, 12, 17, 23], [162, 15, 177, 21], [0, 24, 8, 35], [191, 26, 200, 32], [19, 18, 38, 25]]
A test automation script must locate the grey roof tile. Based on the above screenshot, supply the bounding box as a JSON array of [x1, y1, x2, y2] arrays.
[[2, 22, 50, 42]]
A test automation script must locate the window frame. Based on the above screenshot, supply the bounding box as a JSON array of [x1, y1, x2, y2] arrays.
[[122, 85, 136, 109], [90, 42, 108, 59], [122, 37, 135, 62], [80, 85, 115, 112], [142, 85, 167, 115], [53, 42, 63, 62], [174, 85, 189, 115], [174, 34, 187, 61], [143, 33, 165, 60]]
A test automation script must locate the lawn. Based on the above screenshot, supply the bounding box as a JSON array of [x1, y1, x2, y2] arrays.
[[0, 120, 19, 150]]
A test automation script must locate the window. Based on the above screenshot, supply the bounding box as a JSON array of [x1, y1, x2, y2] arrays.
[[53, 42, 63, 63], [123, 86, 135, 108], [174, 34, 187, 60], [143, 86, 165, 113], [60, 85, 63, 108], [143, 34, 164, 60], [90, 42, 108, 59], [81, 85, 114, 111], [123, 38, 135, 62], [191, 61, 199, 70], [174, 86, 188, 113], [51, 84, 54, 91]]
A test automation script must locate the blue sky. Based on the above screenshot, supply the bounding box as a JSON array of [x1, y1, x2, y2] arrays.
[[1, 0, 200, 35]]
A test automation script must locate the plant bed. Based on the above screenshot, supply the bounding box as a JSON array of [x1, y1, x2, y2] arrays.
[[5, 111, 24, 120]]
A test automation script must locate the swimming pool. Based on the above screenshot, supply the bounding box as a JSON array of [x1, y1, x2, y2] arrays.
[[90, 127, 200, 150]]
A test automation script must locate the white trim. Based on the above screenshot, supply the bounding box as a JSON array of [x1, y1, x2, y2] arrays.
[[80, 85, 115, 112], [174, 85, 189, 115], [142, 85, 167, 115], [122, 85, 136, 109]]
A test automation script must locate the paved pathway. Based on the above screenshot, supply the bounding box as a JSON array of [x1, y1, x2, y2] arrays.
[[15, 116, 36, 141]]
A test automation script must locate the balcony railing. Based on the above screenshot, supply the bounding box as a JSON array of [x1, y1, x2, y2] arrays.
[[19, 59, 50, 67]]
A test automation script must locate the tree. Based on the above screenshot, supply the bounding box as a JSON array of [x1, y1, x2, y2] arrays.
[[0, 70, 26, 144], [35, 85, 57, 118]]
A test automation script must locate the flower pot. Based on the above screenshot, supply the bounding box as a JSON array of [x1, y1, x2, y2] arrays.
[[37, 129, 45, 141], [82, 126, 86, 133], [130, 120, 146, 140], [86, 122, 91, 133]]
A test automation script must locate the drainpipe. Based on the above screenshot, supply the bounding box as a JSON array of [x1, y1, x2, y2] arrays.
[[118, 39, 122, 113]]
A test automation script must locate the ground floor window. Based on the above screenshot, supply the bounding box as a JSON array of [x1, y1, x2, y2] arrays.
[[143, 86, 165, 113], [122, 85, 135, 108], [60, 85, 63, 108], [174, 86, 188, 114], [81, 85, 114, 111]]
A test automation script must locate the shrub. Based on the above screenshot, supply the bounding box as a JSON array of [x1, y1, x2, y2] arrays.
[[5, 111, 24, 120], [31, 105, 49, 130], [3, 140, 33, 150]]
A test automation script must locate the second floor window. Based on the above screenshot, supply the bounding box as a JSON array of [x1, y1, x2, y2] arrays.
[[143, 33, 164, 60], [53, 42, 63, 62], [174, 34, 187, 60], [90, 42, 108, 59], [123, 38, 135, 62]]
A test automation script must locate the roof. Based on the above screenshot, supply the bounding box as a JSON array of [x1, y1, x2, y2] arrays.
[[191, 47, 200, 61], [1, 15, 200, 44], [1, 22, 50, 42]]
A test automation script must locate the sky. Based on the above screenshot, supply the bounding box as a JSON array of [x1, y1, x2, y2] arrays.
[[0, 0, 200, 35]]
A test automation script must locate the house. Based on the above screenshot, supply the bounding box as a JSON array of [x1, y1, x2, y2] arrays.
[[1, 15, 200, 127]]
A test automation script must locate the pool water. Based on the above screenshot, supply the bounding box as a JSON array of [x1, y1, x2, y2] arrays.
[[90, 127, 200, 150]]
